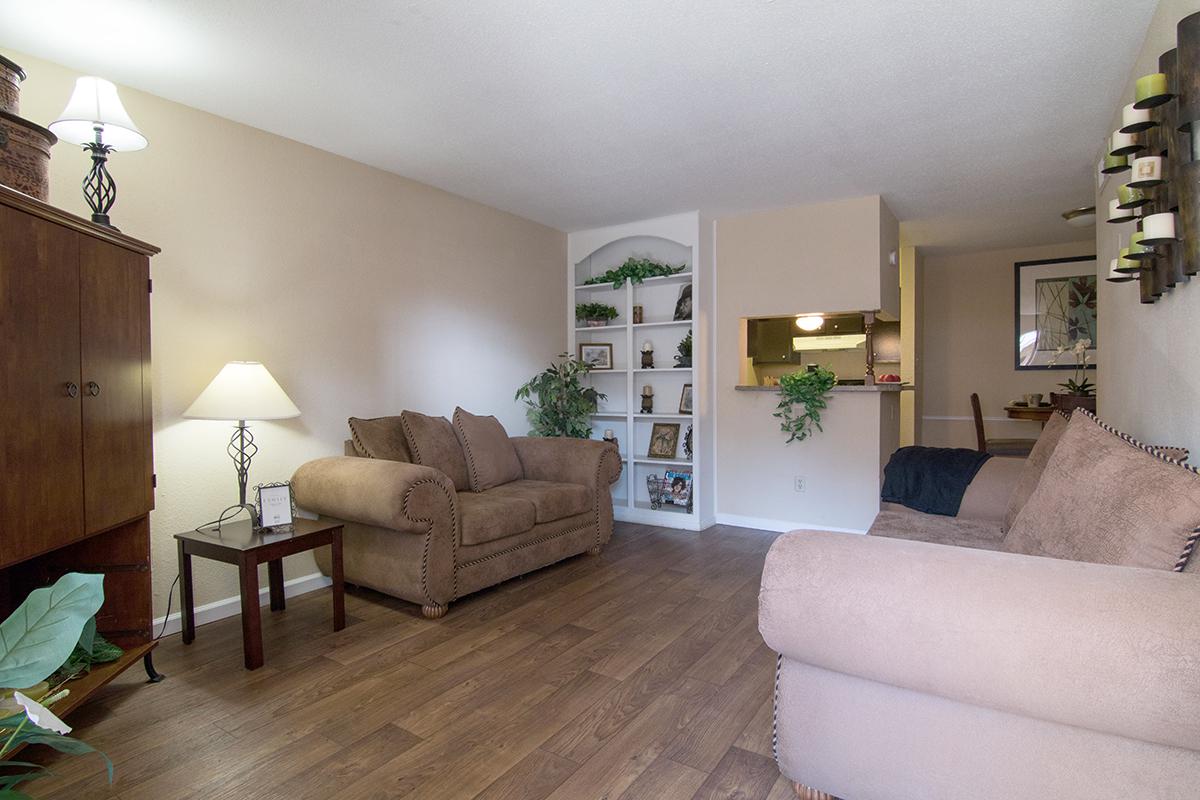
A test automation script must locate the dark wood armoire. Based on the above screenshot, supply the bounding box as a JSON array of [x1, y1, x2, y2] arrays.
[[0, 183, 161, 711]]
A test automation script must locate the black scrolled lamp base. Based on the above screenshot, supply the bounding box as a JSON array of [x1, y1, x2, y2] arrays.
[[81, 139, 118, 228]]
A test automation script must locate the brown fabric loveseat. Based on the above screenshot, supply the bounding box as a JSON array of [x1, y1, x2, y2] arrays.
[[291, 409, 621, 618], [760, 410, 1200, 799]]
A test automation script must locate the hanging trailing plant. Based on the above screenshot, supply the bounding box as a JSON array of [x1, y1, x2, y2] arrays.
[[515, 353, 606, 438], [583, 257, 686, 289], [773, 367, 837, 443]]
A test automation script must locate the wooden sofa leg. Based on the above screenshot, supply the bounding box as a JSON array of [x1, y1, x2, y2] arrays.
[[793, 782, 834, 800], [587, 545, 603, 556], [421, 603, 448, 619]]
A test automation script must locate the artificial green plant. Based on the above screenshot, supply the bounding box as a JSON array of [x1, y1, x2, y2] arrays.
[[0, 573, 113, 798], [583, 257, 686, 289], [773, 367, 838, 443], [515, 353, 606, 438], [574, 302, 619, 321]]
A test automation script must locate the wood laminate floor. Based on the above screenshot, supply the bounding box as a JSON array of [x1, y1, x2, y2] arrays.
[[29, 523, 791, 800]]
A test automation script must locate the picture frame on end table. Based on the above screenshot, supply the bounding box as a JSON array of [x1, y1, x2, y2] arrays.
[[255, 482, 296, 532]]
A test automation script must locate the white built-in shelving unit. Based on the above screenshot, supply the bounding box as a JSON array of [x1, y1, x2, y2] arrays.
[[567, 213, 713, 531]]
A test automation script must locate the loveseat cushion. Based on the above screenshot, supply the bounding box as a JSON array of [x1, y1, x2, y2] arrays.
[[452, 407, 523, 492], [1001, 410, 1068, 532], [487, 479, 592, 523], [1003, 410, 1200, 571], [457, 491, 537, 546], [400, 410, 471, 491], [348, 416, 412, 462]]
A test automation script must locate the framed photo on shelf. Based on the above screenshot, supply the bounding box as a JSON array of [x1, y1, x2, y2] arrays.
[[663, 470, 693, 506], [679, 384, 693, 414], [647, 422, 680, 459], [578, 342, 614, 370], [255, 481, 296, 531]]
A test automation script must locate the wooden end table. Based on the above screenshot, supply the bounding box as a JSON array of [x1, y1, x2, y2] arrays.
[[174, 518, 345, 670]]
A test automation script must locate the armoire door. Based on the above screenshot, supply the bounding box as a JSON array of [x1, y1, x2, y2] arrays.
[[0, 204, 85, 566], [79, 236, 151, 533]]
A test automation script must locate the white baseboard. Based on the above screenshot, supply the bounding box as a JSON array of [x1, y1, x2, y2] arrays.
[[715, 512, 868, 535], [152, 571, 332, 638]]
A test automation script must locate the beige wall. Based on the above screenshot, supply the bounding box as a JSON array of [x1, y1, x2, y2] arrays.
[[714, 196, 900, 531], [919, 241, 1094, 448], [1096, 0, 1200, 455], [11, 50, 566, 617]]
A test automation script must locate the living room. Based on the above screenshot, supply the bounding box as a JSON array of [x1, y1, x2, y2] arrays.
[[0, 1, 1197, 799]]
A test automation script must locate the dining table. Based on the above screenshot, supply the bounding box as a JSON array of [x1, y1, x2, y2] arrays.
[[1004, 403, 1055, 426]]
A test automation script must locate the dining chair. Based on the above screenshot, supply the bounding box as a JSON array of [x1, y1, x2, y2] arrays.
[[971, 393, 1036, 457]]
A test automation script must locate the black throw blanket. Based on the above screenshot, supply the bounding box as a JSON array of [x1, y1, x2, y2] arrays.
[[881, 446, 992, 517]]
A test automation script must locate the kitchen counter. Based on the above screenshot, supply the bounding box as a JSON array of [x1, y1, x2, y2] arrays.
[[734, 383, 911, 392]]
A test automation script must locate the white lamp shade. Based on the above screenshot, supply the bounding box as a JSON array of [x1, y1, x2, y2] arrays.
[[183, 362, 300, 421], [48, 77, 147, 151]]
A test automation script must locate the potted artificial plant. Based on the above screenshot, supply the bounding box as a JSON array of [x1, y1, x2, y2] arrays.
[[1048, 338, 1096, 413], [575, 302, 619, 328], [515, 353, 606, 438]]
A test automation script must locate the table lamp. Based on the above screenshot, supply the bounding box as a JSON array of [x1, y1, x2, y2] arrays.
[[48, 76, 147, 228], [183, 362, 300, 520]]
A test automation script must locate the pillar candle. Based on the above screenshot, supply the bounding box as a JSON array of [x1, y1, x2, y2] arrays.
[[1110, 130, 1141, 156], [1129, 156, 1164, 187], [1120, 103, 1154, 133], [1142, 212, 1178, 243], [641, 385, 653, 396], [1134, 72, 1171, 108]]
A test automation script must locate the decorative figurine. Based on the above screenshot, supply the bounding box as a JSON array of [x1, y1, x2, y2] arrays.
[[640, 385, 654, 414], [632, 305, 644, 324], [641, 340, 654, 369]]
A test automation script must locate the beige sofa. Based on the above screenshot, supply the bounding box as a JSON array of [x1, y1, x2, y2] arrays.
[[292, 412, 621, 618], [760, 411, 1200, 799]]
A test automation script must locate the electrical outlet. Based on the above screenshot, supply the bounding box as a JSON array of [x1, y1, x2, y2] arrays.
[[794, 476, 806, 493]]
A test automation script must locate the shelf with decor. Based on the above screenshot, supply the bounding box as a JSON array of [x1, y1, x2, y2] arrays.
[[568, 213, 711, 531]]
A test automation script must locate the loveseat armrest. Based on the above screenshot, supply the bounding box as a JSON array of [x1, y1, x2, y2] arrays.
[[510, 437, 622, 488], [759, 530, 1200, 751], [291, 456, 456, 534]]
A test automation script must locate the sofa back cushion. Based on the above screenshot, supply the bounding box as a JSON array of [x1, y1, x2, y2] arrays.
[[452, 407, 523, 491], [1002, 411, 1200, 571], [1002, 411, 1189, 532], [348, 416, 411, 462], [1001, 411, 1069, 532], [400, 410, 470, 491]]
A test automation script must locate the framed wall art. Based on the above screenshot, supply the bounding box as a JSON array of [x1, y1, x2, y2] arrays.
[[1013, 255, 1099, 369]]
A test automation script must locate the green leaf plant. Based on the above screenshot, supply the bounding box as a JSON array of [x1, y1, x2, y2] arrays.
[[0, 573, 113, 795], [515, 353, 606, 438], [773, 367, 838, 443], [582, 257, 686, 289], [574, 302, 619, 321]]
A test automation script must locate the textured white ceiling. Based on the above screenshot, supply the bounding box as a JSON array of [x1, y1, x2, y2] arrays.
[[1, 1, 1157, 251]]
